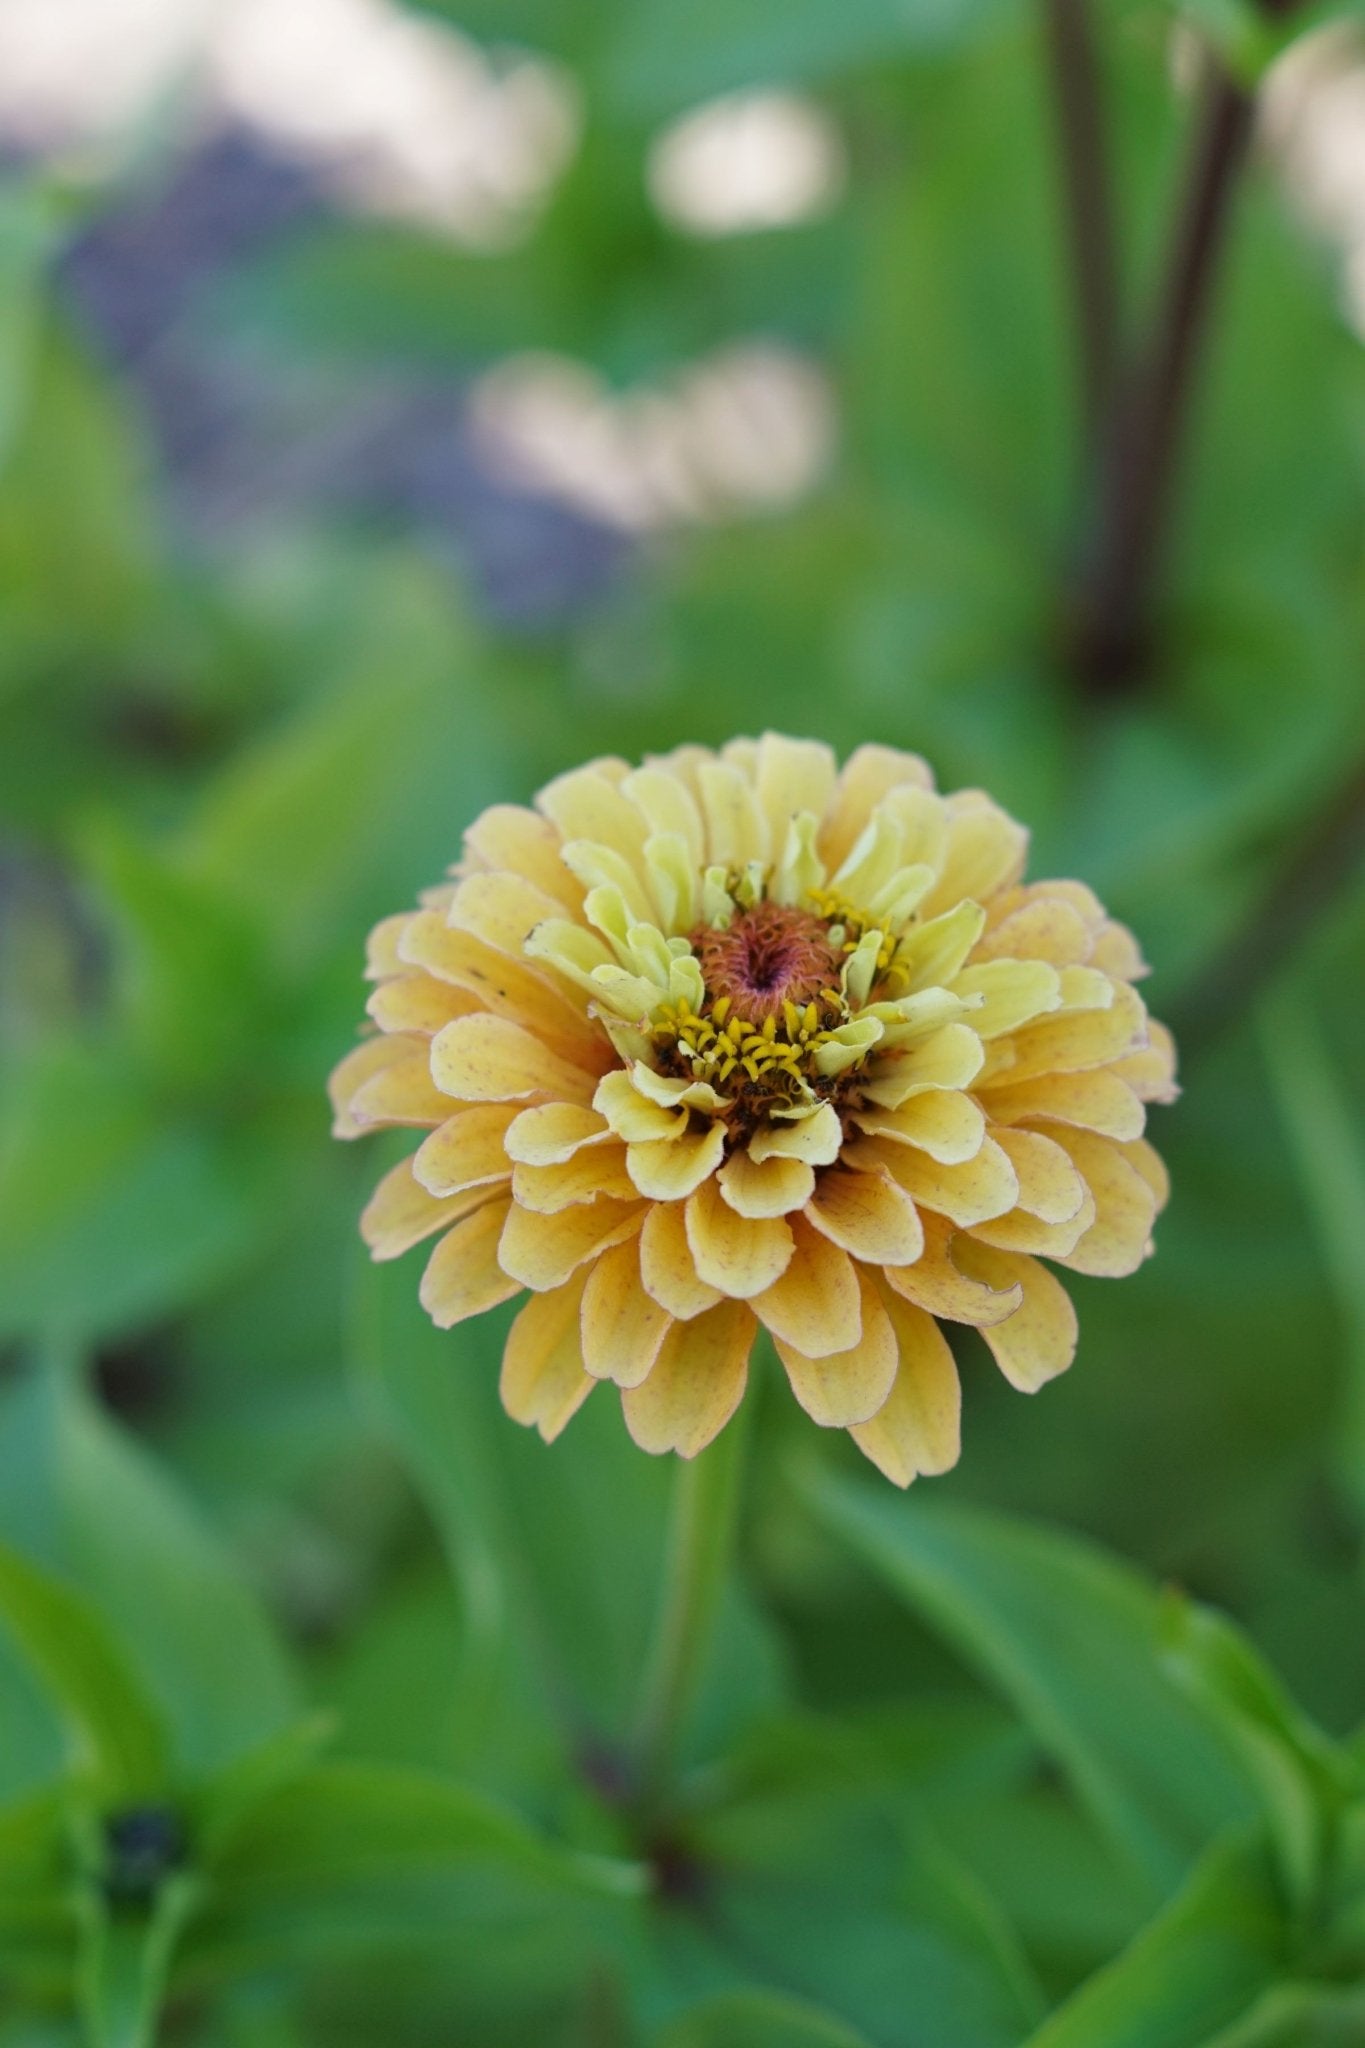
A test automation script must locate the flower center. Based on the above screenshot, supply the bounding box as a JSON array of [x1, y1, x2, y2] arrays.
[[691, 903, 843, 1023]]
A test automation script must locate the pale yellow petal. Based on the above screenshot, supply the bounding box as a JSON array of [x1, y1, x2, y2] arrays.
[[979, 1068, 1146, 1142], [512, 1145, 637, 1212], [719, 1148, 815, 1219], [448, 870, 570, 961], [776, 1267, 897, 1429], [627, 1122, 726, 1201], [329, 1034, 425, 1138], [698, 759, 770, 867], [498, 1197, 644, 1293], [895, 901, 986, 991], [754, 733, 837, 851], [857, 1022, 984, 1108], [819, 744, 934, 871], [954, 1241, 1077, 1390], [1115, 1135, 1171, 1211], [849, 1286, 961, 1484], [419, 1198, 520, 1327], [1110, 1019, 1179, 1105], [920, 794, 1027, 917], [852, 1090, 985, 1165], [499, 1272, 595, 1442], [950, 960, 1061, 1038], [504, 1101, 612, 1166], [367, 975, 479, 1036], [365, 912, 412, 981], [639, 1200, 722, 1320], [805, 1164, 924, 1265], [1053, 1130, 1159, 1277], [754, 1216, 861, 1357], [685, 1176, 794, 1298], [1089, 919, 1148, 980], [883, 1212, 1022, 1328], [361, 1159, 500, 1261], [336, 1037, 451, 1134], [462, 803, 583, 910], [413, 1104, 518, 1196], [399, 912, 599, 1060], [622, 1299, 755, 1457], [431, 1015, 597, 1105], [537, 765, 650, 873], [580, 1239, 672, 1387], [620, 765, 705, 868], [594, 1069, 688, 1143], [748, 1101, 843, 1166], [856, 1135, 1018, 1227]]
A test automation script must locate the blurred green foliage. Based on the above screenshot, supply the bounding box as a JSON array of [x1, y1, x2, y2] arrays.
[[0, 0, 1364, 2040]]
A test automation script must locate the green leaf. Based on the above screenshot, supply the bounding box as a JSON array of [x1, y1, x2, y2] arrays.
[[608, 0, 1007, 116], [0, 1540, 168, 1803], [0, 1359, 298, 1773], [1021, 1835, 1289, 2048], [1162, 1593, 1348, 1911], [654, 1987, 874, 2047], [801, 1471, 1251, 1890], [77, 1875, 201, 2048], [0, 178, 58, 471]]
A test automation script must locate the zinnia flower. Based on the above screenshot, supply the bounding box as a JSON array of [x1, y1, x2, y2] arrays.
[[330, 736, 1175, 1483]]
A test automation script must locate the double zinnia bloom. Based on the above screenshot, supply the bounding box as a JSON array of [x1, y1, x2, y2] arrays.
[[331, 736, 1175, 1483]]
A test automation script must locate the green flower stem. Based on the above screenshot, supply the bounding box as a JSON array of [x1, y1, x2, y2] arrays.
[[632, 1412, 748, 1819]]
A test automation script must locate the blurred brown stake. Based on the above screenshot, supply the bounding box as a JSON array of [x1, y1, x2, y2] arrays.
[[1043, 0, 1121, 436]]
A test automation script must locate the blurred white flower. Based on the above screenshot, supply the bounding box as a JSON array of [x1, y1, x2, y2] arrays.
[[648, 90, 846, 238]]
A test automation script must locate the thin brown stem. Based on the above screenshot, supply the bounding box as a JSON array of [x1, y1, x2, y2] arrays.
[[1043, 0, 1121, 434]]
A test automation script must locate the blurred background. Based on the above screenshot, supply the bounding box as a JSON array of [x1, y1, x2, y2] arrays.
[[1, 0, 1364, 2043]]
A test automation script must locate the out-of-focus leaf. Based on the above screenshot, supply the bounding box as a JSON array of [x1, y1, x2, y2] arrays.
[[0, 179, 58, 470], [0, 1787, 72, 1991], [1021, 1835, 1288, 2048], [608, 0, 1007, 115], [654, 1988, 873, 2047], [1200, 1981, 1365, 2047], [802, 1471, 1251, 1890], [0, 1359, 297, 1773], [0, 1540, 168, 1803], [194, 1715, 336, 1861], [78, 1876, 200, 2048], [1162, 1593, 1349, 1912]]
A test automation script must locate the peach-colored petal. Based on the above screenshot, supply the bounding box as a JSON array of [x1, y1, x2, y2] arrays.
[[991, 1128, 1088, 1223], [969, 1186, 1096, 1259], [997, 981, 1146, 1085], [972, 897, 1094, 968], [498, 1197, 645, 1293], [1053, 1130, 1158, 1277], [954, 1241, 1077, 1390], [500, 1272, 595, 1442], [627, 1122, 726, 1201], [462, 803, 583, 910], [580, 1239, 672, 1387], [753, 1215, 861, 1357], [775, 1267, 897, 1429], [1116, 1135, 1171, 1210], [512, 1145, 637, 1213], [367, 975, 479, 1036], [329, 1034, 425, 1137], [849, 1286, 961, 1484], [413, 1104, 519, 1196], [1089, 919, 1147, 981], [1110, 1019, 1179, 1104], [685, 1176, 794, 1298], [639, 1200, 723, 1320], [858, 1022, 985, 1108], [820, 744, 934, 871], [448, 870, 572, 963], [537, 765, 651, 874], [398, 912, 598, 1059], [431, 1015, 598, 1105], [805, 1164, 924, 1265], [883, 1211, 1022, 1327], [719, 1149, 815, 1219], [504, 1101, 612, 1166], [856, 1134, 1018, 1228], [920, 794, 1027, 917], [419, 1198, 520, 1327], [621, 1299, 755, 1456], [345, 1043, 452, 1133], [980, 1068, 1146, 1142], [361, 1159, 500, 1261], [852, 1090, 985, 1165]]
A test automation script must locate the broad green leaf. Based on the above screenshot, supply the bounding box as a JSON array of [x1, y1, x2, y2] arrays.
[[654, 1988, 874, 2047], [1162, 1593, 1349, 1911], [0, 1360, 297, 1772], [802, 1471, 1251, 1889], [0, 1541, 168, 1803], [1201, 1981, 1365, 2047], [1022, 1835, 1289, 2048]]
